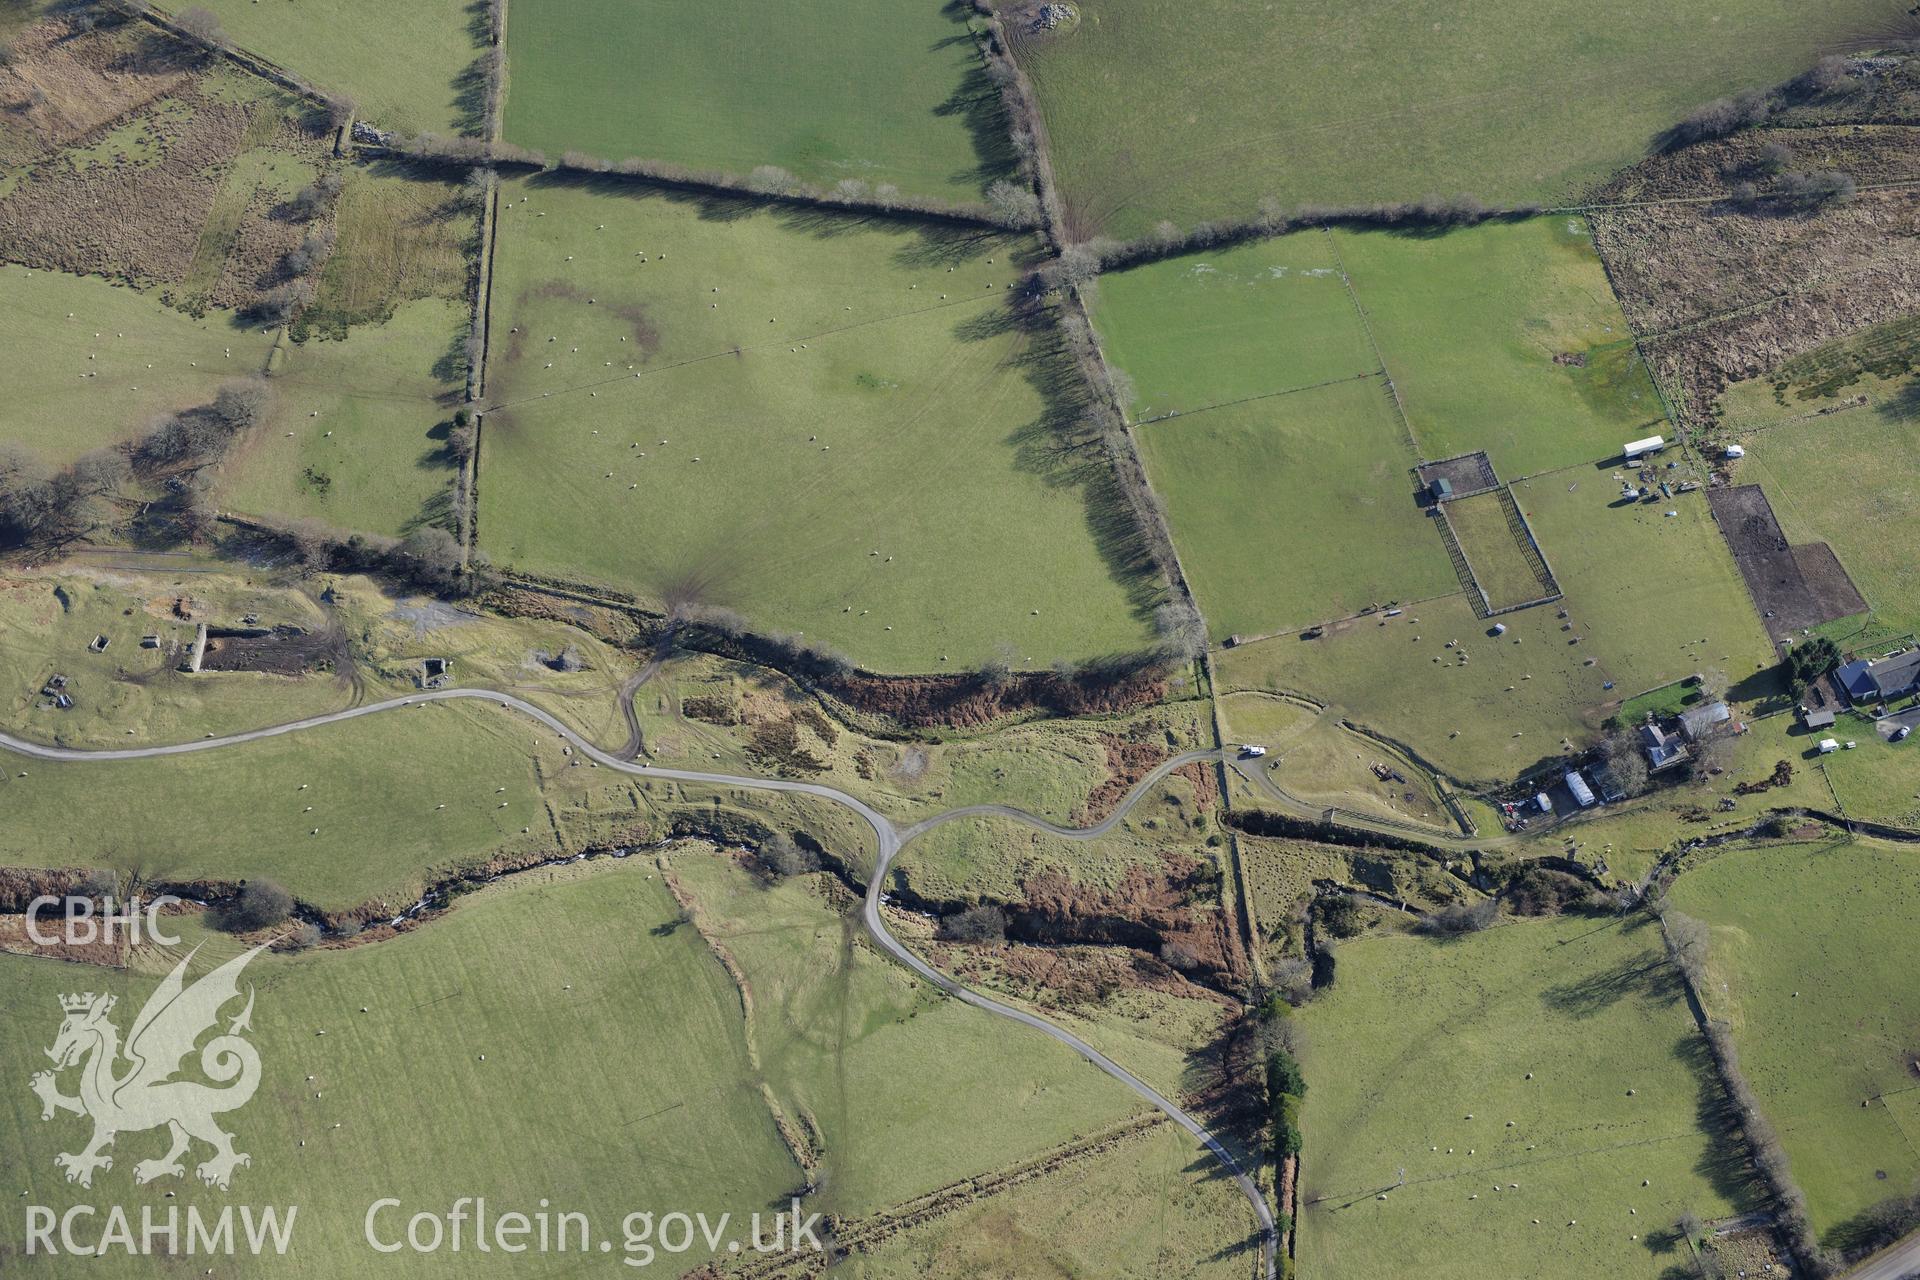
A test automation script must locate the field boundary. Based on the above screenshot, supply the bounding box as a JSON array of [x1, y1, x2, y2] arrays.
[[1320, 227, 1418, 459], [1134, 369, 1380, 426]]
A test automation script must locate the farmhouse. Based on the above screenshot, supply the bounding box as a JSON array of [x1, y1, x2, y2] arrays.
[[1836, 651, 1920, 706], [1640, 722, 1688, 772]]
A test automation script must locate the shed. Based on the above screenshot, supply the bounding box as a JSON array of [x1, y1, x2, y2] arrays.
[[1802, 707, 1837, 730], [1623, 435, 1666, 461], [1430, 477, 1453, 501], [1564, 770, 1597, 808], [1679, 700, 1733, 741]]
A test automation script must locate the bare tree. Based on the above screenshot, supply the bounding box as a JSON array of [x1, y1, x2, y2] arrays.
[[1415, 897, 1499, 935], [985, 178, 1042, 228], [171, 6, 228, 48], [283, 225, 336, 277], [937, 905, 1006, 943], [1603, 728, 1650, 797], [288, 170, 344, 221], [286, 517, 335, 572], [1160, 938, 1206, 971], [217, 879, 293, 932], [1153, 599, 1207, 662], [213, 378, 274, 430], [745, 165, 797, 195], [0, 444, 57, 542], [252, 280, 313, 324], [757, 833, 818, 879]]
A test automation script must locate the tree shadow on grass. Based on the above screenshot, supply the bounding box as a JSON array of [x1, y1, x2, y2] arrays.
[[932, 29, 1019, 195], [1539, 947, 1683, 1018], [1670, 1031, 1771, 1214], [448, 0, 493, 137], [1878, 375, 1920, 424], [999, 319, 1165, 621]]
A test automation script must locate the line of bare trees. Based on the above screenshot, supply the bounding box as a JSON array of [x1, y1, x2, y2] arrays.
[[382, 136, 1034, 231], [0, 377, 276, 550], [1658, 55, 1861, 151], [967, 0, 1060, 240], [236, 512, 474, 595], [1656, 896, 1834, 1277]]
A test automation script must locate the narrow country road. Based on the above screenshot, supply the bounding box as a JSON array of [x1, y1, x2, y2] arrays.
[[0, 688, 1278, 1280], [1842, 1229, 1920, 1280]]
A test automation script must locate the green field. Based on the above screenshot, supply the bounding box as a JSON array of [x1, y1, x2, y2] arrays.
[[1295, 915, 1759, 1280], [173, 0, 482, 136], [1218, 476, 1771, 783], [1670, 840, 1920, 1237], [1012, 0, 1899, 237], [504, 0, 1009, 203], [1135, 377, 1454, 638], [479, 176, 1151, 672], [222, 298, 467, 534], [842, 1121, 1256, 1279], [1264, 716, 1455, 832], [0, 860, 804, 1276], [0, 701, 557, 913], [1089, 235, 1374, 419], [669, 850, 1156, 1217], [1727, 395, 1920, 637], [1099, 218, 1672, 646], [1445, 489, 1552, 610], [1336, 218, 1663, 476], [0, 264, 271, 461]]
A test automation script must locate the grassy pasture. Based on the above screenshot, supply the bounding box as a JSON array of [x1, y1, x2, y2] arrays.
[[1089, 235, 1374, 419], [171, 0, 482, 136], [222, 297, 467, 534], [1011, 0, 1898, 238], [1445, 489, 1550, 610], [504, 0, 1009, 204], [1264, 717, 1454, 832], [300, 160, 479, 335], [0, 860, 803, 1276], [1213, 471, 1769, 783], [0, 264, 270, 461], [890, 772, 1215, 903], [842, 1120, 1256, 1279], [1294, 916, 1759, 1280], [1727, 398, 1920, 637], [479, 176, 1150, 672], [1334, 218, 1663, 476], [1134, 377, 1455, 638], [0, 700, 558, 913], [668, 851, 1156, 1218], [1670, 840, 1920, 1236]]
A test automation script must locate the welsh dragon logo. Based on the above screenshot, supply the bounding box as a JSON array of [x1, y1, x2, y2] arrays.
[[30, 944, 266, 1190]]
